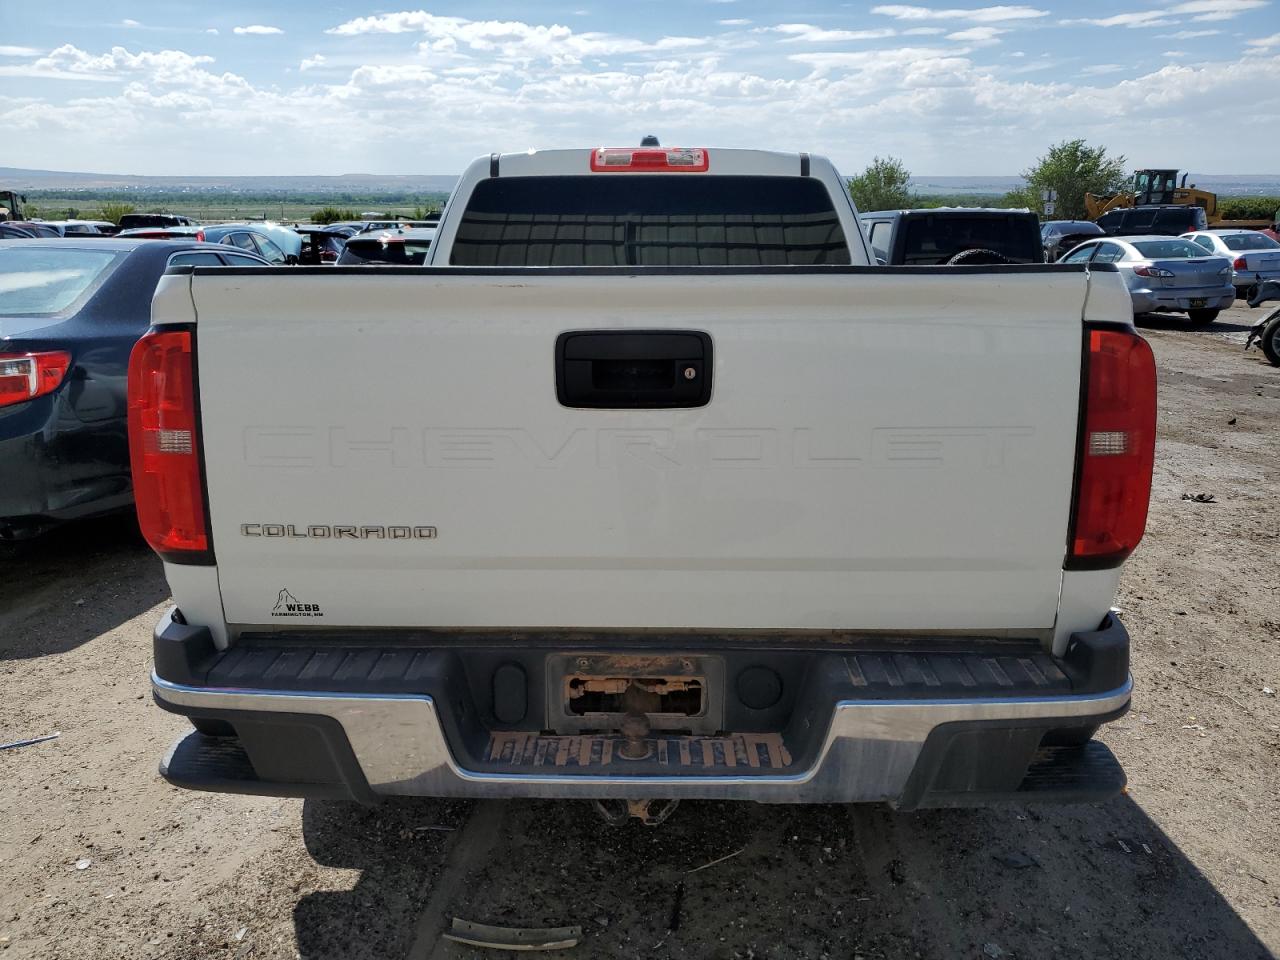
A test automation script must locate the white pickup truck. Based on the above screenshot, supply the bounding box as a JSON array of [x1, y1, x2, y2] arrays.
[[135, 146, 1154, 823]]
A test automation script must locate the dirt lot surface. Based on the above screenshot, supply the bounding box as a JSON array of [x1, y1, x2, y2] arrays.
[[1, 303, 1277, 960]]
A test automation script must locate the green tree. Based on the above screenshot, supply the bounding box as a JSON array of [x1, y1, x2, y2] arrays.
[[1016, 140, 1128, 220], [847, 156, 913, 213], [1001, 185, 1039, 210], [96, 201, 136, 225], [310, 206, 358, 225]]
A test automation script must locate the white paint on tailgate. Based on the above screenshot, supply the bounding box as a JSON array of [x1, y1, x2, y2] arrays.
[[183, 270, 1089, 632]]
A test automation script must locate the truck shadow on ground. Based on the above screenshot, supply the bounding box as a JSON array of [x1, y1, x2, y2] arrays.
[[294, 792, 1272, 960], [1135, 313, 1255, 335], [0, 513, 168, 659]]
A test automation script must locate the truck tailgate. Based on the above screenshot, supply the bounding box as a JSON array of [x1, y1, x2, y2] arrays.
[[178, 268, 1086, 633]]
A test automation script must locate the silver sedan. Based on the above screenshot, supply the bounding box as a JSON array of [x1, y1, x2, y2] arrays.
[[1180, 229, 1280, 299], [1057, 235, 1233, 325]]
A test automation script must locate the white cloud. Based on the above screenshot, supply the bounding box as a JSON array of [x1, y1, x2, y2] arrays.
[[902, 26, 948, 33], [1061, 11, 1175, 27], [328, 11, 436, 33], [0, 44, 218, 83], [326, 11, 707, 63], [871, 5, 1048, 22], [0, 45, 40, 56], [233, 25, 284, 36], [3, 35, 1279, 178], [946, 25, 1009, 42], [122, 19, 141, 28], [1246, 30, 1280, 46], [1163, 49, 1187, 55], [300, 54, 326, 71], [771, 24, 897, 42], [1065, 0, 1266, 27], [718, 18, 752, 26], [1172, 0, 1268, 18], [1157, 28, 1222, 36], [206, 28, 219, 36]]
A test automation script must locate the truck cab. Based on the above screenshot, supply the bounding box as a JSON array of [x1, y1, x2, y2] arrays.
[[858, 208, 1043, 265]]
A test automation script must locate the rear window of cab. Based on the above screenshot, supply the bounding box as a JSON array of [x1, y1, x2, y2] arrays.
[[450, 176, 851, 267]]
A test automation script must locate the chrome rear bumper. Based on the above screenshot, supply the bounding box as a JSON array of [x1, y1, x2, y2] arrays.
[[154, 672, 1131, 805]]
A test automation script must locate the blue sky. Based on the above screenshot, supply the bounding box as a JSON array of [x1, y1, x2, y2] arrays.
[[1, 1, 1277, 176]]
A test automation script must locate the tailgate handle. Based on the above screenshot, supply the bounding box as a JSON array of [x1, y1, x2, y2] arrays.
[[556, 331, 712, 408]]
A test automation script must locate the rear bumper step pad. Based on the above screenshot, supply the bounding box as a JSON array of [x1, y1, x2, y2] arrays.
[[488, 731, 793, 770]]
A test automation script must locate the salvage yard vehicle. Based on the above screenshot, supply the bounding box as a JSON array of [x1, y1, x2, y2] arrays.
[[1246, 279, 1280, 366], [196, 225, 294, 265], [0, 222, 60, 240], [1042, 220, 1104, 263], [1180, 229, 1280, 300], [335, 226, 436, 265], [141, 145, 1151, 824], [1058, 235, 1233, 324], [118, 214, 198, 230], [118, 226, 205, 241], [296, 227, 349, 265], [38, 220, 107, 237], [858, 208, 1043, 265], [0, 239, 269, 543], [1096, 204, 1208, 239], [0, 190, 27, 221]]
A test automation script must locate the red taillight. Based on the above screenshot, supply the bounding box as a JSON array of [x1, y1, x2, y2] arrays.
[[195, 229, 205, 242], [1233, 256, 1247, 271], [0, 351, 72, 408], [320, 249, 337, 262], [590, 147, 709, 172], [127, 328, 212, 562], [1068, 328, 1157, 567]]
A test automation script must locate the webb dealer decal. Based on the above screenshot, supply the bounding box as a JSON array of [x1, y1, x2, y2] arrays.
[[272, 588, 323, 618]]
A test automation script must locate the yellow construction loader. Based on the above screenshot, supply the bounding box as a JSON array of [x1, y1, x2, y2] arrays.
[[1085, 169, 1271, 229]]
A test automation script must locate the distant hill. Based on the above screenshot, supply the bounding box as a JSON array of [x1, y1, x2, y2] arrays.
[[0, 166, 459, 194], [4, 166, 1276, 197]]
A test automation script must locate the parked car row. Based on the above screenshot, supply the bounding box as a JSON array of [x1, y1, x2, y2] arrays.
[[2, 193, 1272, 549], [1181, 229, 1280, 299], [1057, 236, 1233, 325], [1043, 216, 1280, 324], [0, 216, 446, 544], [1, 216, 441, 269]]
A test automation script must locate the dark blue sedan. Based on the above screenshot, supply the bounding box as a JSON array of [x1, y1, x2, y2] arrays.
[[0, 239, 268, 542]]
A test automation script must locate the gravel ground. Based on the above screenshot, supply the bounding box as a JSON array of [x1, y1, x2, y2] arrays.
[[1, 303, 1277, 960]]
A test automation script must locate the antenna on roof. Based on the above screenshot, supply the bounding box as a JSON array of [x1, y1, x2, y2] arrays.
[[640, 134, 660, 147]]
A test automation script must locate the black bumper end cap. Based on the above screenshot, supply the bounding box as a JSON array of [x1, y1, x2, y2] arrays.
[[912, 740, 1126, 809], [1063, 613, 1130, 695], [153, 610, 218, 686], [160, 731, 370, 805]]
